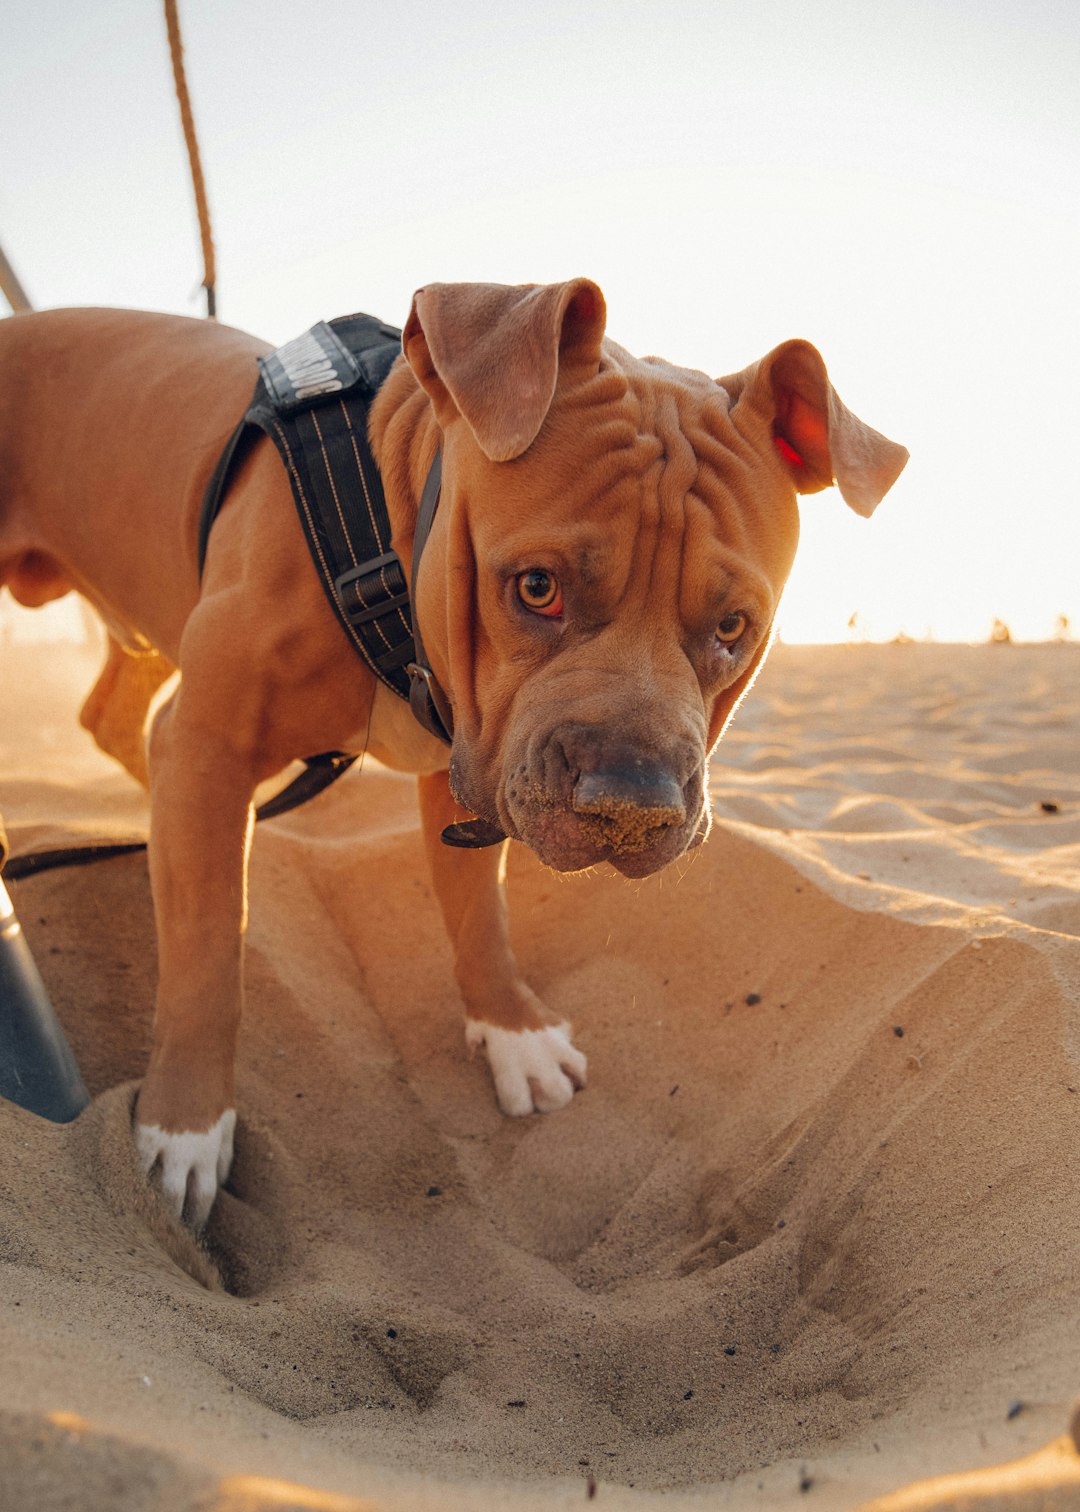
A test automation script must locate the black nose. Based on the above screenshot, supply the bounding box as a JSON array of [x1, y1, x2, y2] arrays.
[[572, 766, 686, 852]]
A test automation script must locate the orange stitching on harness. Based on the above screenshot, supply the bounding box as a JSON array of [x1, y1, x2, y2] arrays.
[[338, 399, 413, 643], [311, 410, 359, 568], [305, 408, 394, 659], [269, 419, 368, 658]]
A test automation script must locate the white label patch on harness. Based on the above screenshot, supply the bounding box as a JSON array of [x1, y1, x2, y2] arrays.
[[260, 322, 363, 413]]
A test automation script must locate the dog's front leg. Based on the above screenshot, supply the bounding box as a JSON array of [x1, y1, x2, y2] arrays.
[[417, 770, 586, 1116], [134, 689, 254, 1227]]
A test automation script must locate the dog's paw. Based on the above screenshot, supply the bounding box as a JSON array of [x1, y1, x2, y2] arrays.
[[134, 1109, 236, 1229], [466, 1020, 587, 1117]]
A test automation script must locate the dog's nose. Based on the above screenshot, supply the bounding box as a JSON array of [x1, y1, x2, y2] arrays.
[[572, 766, 686, 852]]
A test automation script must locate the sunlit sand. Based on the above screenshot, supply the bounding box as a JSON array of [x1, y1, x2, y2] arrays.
[[2, 625, 1079, 1510]]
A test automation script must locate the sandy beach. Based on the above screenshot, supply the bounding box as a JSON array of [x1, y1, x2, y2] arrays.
[[2, 632, 1079, 1510]]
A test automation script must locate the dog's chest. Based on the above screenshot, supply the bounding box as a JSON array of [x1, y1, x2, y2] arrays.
[[360, 681, 450, 775]]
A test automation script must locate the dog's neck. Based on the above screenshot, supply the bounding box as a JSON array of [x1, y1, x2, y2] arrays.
[[367, 358, 458, 750], [368, 359, 442, 569]]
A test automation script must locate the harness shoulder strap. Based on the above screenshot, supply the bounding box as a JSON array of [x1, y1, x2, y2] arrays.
[[197, 313, 453, 762], [198, 317, 420, 694], [248, 322, 419, 701], [197, 410, 255, 576]]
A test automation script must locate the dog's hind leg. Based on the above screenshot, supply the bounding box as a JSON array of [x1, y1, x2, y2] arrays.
[[79, 633, 177, 787], [417, 769, 587, 1117]]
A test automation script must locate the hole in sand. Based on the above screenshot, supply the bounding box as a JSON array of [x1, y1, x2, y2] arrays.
[[16, 675, 1080, 1504], [201, 1121, 295, 1299]]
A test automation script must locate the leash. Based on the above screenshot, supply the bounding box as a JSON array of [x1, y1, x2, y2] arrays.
[[1, 751, 360, 882]]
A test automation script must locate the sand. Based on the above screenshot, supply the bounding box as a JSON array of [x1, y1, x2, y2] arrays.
[[2, 631, 1080, 1511]]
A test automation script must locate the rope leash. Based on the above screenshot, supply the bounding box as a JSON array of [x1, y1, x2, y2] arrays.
[[164, 0, 217, 318]]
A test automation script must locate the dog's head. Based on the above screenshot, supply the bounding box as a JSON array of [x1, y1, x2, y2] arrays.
[[401, 279, 907, 878]]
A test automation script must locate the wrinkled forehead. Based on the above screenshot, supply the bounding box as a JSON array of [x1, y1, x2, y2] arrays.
[[451, 342, 769, 541], [545, 342, 738, 475]]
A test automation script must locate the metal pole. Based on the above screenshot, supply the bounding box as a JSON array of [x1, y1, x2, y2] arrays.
[[0, 877, 90, 1122], [0, 242, 32, 313]]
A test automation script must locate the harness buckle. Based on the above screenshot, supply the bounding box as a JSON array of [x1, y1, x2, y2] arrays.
[[335, 553, 410, 628]]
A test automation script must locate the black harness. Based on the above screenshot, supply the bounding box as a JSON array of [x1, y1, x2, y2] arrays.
[[2, 315, 498, 888], [197, 314, 454, 811]]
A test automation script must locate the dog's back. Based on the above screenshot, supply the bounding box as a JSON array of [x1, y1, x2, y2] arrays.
[[0, 308, 267, 648]]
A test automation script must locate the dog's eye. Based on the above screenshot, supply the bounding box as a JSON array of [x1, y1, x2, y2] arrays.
[[517, 569, 563, 616], [716, 612, 748, 645]]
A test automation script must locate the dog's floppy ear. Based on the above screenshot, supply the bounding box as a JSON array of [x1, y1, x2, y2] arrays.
[[717, 340, 908, 516], [402, 279, 607, 462]]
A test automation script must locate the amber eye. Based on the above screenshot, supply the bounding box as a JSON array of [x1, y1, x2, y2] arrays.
[[716, 612, 748, 645], [517, 569, 563, 616]]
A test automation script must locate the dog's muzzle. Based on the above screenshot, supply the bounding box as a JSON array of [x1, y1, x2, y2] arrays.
[[498, 738, 708, 878], [570, 764, 686, 851]]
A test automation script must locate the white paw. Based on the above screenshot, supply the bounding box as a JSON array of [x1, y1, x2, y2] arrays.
[[134, 1109, 236, 1230], [466, 1020, 587, 1117]]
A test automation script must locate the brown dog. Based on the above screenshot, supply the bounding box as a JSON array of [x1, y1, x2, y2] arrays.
[[0, 281, 907, 1225]]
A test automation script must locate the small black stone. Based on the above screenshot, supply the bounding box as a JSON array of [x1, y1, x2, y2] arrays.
[[893, 1025, 905, 1038], [745, 992, 762, 1006], [507, 1399, 526, 1408], [1007, 1399, 1024, 1420], [386, 1328, 397, 1339], [1040, 801, 1060, 814], [683, 1390, 694, 1400], [426, 1185, 442, 1197], [800, 1474, 814, 1493], [724, 1346, 737, 1357]]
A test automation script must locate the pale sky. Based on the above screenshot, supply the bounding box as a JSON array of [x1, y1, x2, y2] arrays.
[[3, 0, 1079, 642]]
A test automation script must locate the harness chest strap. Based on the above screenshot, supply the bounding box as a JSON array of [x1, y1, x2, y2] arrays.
[[406, 452, 455, 741]]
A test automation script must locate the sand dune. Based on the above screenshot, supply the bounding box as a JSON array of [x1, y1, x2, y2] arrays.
[[2, 637, 1079, 1510]]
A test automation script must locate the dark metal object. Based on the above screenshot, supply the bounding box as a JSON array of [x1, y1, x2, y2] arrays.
[[0, 873, 90, 1123]]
